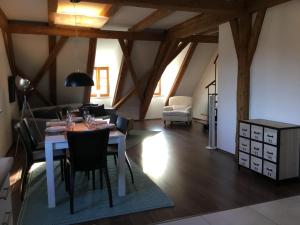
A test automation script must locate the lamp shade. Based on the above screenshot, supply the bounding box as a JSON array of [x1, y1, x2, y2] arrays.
[[64, 72, 94, 87]]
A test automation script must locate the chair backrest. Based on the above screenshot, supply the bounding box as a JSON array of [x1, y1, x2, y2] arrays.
[[67, 129, 110, 171], [23, 118, 38, 148], [116, 116, 129, 135], [168, 96, 192, 107], [109, 114, 118, 125], [15, 122, 34, 164]]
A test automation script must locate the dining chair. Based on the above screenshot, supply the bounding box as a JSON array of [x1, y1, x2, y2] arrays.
[[15, 121, 65, 201], [107, 116, 135, 184], [23, 118, 65, 181], [65, 129, 113, 214], [109, 113, 118, 125]]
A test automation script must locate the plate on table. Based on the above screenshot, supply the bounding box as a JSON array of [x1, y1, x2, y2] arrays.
[[95, 123, 115, 130], [45, 126, 66, 133], [72, 117, 84, 122], [46, 121, 67, 127]]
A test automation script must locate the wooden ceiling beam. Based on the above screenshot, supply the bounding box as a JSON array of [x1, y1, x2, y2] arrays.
[[118, 39, 143, 100], [47, 0, 58, 25], [32, 36, 68, 86], [247, 0, 291, 12], [82, 0, 245, 13], [0, 7, 8, 31], [7, 21, 165, 41], [101, 4, 120, 17], [1, 31, 16, 75], [180, 34, 218, 43], [113, 9, 173, 107], [168, 12, 243, 39], [83, 38, 97, 104], [129, 9, 173, 32], [165, 42, 198, 105], [112, 40, 133, 106]]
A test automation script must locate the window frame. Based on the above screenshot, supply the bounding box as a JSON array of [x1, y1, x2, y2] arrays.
[[91, 66, 110, 97]]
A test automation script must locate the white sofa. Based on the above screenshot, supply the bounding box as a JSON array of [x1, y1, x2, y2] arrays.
[[162, 96, 192, 126]]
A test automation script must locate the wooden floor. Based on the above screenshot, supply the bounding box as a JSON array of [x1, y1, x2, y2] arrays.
[[9, 120, 300, 225]]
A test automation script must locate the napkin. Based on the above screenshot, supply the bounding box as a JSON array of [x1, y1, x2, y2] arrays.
[[45, 126, 66, 133]]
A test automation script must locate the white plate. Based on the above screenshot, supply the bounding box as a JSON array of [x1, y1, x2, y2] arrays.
[[45, 126, 66, 133]]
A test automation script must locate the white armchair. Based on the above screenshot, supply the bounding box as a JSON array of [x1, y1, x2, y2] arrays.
[[162, 96, 192, 126]]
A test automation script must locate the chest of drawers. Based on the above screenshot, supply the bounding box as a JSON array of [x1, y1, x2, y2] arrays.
[[238, 119, 300, 181]]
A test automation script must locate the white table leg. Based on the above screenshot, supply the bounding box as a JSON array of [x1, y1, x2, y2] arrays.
[[45, 143, 56, 208], [118, 136, 126, 196]]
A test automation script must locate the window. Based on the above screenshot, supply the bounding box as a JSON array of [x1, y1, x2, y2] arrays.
[[91, 67, 110, 97], [154, 80, 161, 96]]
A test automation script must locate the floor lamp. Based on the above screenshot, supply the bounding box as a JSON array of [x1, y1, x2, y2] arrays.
[[15, 76, 42, 156]]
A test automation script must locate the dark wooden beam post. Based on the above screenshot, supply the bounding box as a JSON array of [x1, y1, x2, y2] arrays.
[[83, 38, 97, 104], [230, 9, 266, 156], [165, 42, 198, 105]]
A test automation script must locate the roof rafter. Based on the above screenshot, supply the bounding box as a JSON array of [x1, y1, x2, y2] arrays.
[[7, 21, 165, 41], [82, 0, 245, 13]]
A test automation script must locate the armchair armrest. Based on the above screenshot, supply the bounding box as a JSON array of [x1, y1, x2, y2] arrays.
[[163, 106, 173, 111], [184, 106, 192, 113]]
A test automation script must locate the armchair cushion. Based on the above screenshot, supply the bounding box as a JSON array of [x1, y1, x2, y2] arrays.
[[162, 96, 192, 123]]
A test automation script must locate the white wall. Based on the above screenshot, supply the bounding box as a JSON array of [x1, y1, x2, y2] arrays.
[[217, 23, 238, 154], [192, 51, 218, 119], [0, 30, 18, 156], [217, 0, 300, 154]]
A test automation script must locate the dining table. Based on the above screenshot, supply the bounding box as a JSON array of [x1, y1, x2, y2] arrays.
[[44, 122, 126, 208]]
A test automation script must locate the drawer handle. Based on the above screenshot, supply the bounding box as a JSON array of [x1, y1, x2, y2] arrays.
[[266, 151, 274, 155], [242, 144, 247, 147], [254, 147, 260, 150], [242, 128, 247, 132], [1, 211, 11, 225], [0, 188, 9, 200], [266, 168, 273, 172], [254, 131, 260, 135], [241, 158, 247, 162], [267, 134, 274, 138], [253, 162, 260, 166]]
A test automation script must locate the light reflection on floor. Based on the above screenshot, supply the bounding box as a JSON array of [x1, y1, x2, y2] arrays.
[[141, 133, 169, 180]]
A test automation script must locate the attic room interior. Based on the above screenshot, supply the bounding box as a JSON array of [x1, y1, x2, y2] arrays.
[[2, 0, 300, 225]]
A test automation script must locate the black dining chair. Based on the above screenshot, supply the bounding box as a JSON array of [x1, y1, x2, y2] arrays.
[[15, 121, 65, 201], [65, 129, 113, 214], [109, 114, 118, 125], [107, 116, 135, 184], [23, 118, 65, 181]]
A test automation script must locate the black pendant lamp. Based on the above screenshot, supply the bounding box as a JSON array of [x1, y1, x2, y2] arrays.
[[64, 72, 94, 87], [64, 0, 94, 88]]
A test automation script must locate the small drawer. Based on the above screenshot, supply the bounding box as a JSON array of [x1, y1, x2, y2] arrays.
[[240, 123, 250, 138], [251, 125, 263, 141], [264, 128, 278, 145], [239, 137, 250, 153], [264, 144, 277, 162], [251, 141, 263, 157], [263, 160, 277, 180], [239, 152, 250, 168], [250, 156, 263, 173]]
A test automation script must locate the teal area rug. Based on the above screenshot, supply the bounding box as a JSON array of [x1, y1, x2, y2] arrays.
[[18, 130, 172, 225]]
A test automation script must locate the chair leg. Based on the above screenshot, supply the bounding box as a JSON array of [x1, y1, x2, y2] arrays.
[[125, 154, 134, 184], [113, 155, 117, 166], [92, 170, 96, 190], [64, 163, 70, 192], [103, 167, 113, 207], [69, 171, 75, 214], [99, 168, 103, 189], [20, 169, 28, 201], [60, 159, 64, 181]]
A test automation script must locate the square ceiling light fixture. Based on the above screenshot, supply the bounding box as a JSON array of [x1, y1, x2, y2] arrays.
[[54, 0, 109, 28]]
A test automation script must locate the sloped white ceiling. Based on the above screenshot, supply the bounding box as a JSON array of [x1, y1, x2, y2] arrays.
[[0, 0, 199, 30], [1, 0, 48, 22], [149, 11, 199, 29]]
